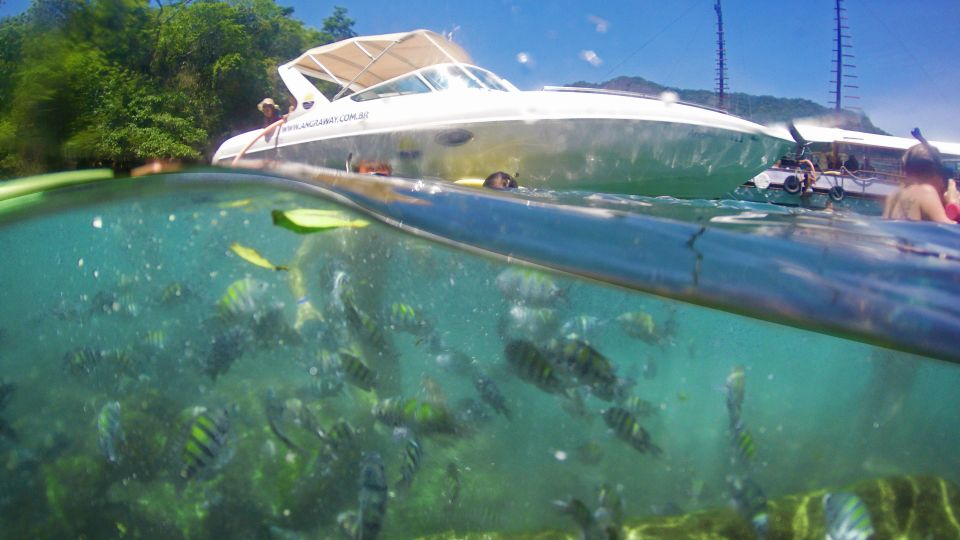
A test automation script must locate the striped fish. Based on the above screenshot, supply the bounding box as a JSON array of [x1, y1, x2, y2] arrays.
[[326, 419, 357, 454], [602, 407, 662, 456], [504, 340, 566, 394], [823, 492, 875, 540], [495, 268, 566, 306], [388, 303, 431, 336], [371, 397, 459, 436], [397, 437, 423, 489], [732, 423, 756, 464], [180, 407, 233, 480], [218, 277, 268, 318], [339, 351, 378, 392], [143, 329, 166, 350], [357, 452, 388, 540], [64, 347, 102, 376], [474, 376, 512, 420], [621, 395, 659, 417], [97, 401, 124, 464], [725, 365, 746, 426], [616, 311, 658, 344], [557, 339, 617, 389]]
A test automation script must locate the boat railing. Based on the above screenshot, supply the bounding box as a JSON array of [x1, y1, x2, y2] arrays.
[[540, 86, 731, 115], [231, 119, 286, 166], [834, 167, 902, 193]]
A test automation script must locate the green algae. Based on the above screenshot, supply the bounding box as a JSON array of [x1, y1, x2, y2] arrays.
[[415, 475, 960, 540]]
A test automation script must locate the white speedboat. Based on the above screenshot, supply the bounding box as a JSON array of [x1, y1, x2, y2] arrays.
[[213, 30, 792, 198], [746, 124, 960, 204]]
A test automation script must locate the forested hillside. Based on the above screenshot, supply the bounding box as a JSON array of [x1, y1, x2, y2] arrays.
[[572, 75, 887, 134], [0, 0, 355, 177]]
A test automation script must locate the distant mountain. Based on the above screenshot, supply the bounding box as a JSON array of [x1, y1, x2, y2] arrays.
[[569, 75, 888, 135]]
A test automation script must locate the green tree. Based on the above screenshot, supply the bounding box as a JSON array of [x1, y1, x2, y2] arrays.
[[0, 0, 355, 178]]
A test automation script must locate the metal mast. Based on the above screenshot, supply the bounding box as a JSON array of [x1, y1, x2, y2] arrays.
[[714, 0, 728, 110], [829, 0, 859, 111]]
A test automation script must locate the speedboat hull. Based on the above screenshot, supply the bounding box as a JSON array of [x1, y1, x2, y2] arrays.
[[214, 90, 791, 198]]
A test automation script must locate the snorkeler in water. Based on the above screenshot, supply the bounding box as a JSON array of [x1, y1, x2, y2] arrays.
[[883, 136, 959, 223], [483, 171, 518, 190]]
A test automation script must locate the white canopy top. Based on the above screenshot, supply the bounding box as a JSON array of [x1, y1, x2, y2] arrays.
[[284, 29, 474, 93], [796, 124, 960, 157]]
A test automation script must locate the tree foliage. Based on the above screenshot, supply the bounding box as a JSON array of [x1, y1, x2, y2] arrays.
[[0, 1, 355, 177]]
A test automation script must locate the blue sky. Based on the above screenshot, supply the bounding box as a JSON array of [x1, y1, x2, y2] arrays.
[[3, 0, 958, 140]]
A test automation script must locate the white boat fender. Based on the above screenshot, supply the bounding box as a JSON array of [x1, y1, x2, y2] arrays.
[[751, 172, 771, 190]]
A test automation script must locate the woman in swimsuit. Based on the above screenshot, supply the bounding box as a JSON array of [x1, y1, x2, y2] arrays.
[[882, 143, 958, 223]]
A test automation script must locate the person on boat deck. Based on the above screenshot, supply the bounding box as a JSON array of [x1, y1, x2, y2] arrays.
[[797, 159, 817, 193], [826, 153, 841, 171], [882, 143, 959, 223], [483, 171, 517, 190], [258, 98, 282, 128], [843, 154, 859, 172]]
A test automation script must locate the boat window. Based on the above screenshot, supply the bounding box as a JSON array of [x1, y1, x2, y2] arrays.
[[350, 74, 431, 102], [467, 67, 510, 91], [421, 65, 486, 91]]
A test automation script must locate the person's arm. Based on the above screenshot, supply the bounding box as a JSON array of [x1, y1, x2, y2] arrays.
[[800, 159, 817, 182], [918, 185, 955, 223], [882, 191, 897, 219], [943, 179, 959, 221]]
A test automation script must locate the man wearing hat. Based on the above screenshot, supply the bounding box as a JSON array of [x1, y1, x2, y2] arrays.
[[258, 98, 281, 128]]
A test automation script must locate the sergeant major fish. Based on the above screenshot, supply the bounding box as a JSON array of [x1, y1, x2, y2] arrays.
[[501, 305, 560, 341], [444, 461, 461, 509], [504, 340, 567, 395], [97, 401, 124, 464], [560, 315, 604, 341], [495, 268, 567, 306], [396, 437, 423, 490], [264, 388, 303, 453], [555, 339, 618, 392], [474, 376, 512, 420], [616, 312, 659, 345], [357, 452, 388, 540], [602, 407, 662, 456], [387, 303, 432, 337], [621, 395, 659, 418], [339, 351, 378, 392], [823, 492, 874, 540], [725, 365, 746, 426], [180, 407, 234, 480], [218, 277, 269, 319]]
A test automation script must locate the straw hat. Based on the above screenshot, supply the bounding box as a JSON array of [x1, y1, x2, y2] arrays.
[[257, 98, 279, 112]]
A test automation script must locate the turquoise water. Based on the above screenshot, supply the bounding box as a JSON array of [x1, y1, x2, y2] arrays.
[[0, 169, 958, 538]]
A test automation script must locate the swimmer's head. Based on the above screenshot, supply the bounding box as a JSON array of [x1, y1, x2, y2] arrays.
[[483, 171, 517, 190], [903, 143, 945, 184], [356, 160, 392, 176]]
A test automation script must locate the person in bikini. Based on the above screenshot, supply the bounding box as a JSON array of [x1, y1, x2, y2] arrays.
[[882, 143, 959, 223]]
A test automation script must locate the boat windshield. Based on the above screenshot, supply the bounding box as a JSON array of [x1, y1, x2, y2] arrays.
[[422, 65, 510, 92], [348, 64, 511, 103], [350, 74, 432, 102]]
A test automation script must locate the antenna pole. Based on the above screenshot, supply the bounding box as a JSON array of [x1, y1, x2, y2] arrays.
[[830, 0, 858, 111], [714, 0, 728, 110]]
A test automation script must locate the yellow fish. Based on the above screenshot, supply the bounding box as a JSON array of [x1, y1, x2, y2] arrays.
[[229, 242, 288, 271]]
